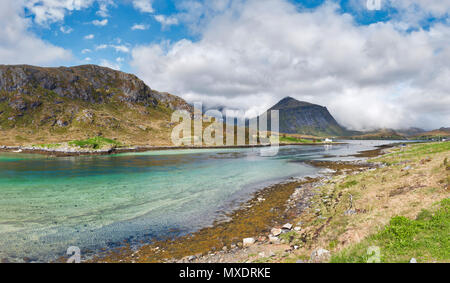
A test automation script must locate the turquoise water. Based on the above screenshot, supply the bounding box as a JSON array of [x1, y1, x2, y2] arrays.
[[0, 140, 396, 262]]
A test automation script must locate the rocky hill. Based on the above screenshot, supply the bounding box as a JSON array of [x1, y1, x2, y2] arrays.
[[264, 97, 348, 137], [0, 64, 192, 146], [345, 129, 406, 140], [412, 127, 450, 140]]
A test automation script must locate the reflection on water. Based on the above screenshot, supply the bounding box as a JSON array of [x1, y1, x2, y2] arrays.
[[0, 140, 399, 262]]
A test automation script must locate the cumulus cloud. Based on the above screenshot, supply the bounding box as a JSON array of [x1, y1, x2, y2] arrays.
[[111, 45, 130, 53], [84, 34, 95, 39], [59, 25, 73, 34], [131, 23, 149, 30], [0, 0, 71, 65], [95, 44, 130, 53], [132, 0, 154, 13], [388, 0, 450, 21], [95, 44, 108, 50], [25, 0, 94, 25], [131, 0, 450, 130], [96, 0, 115, 17], [25, 0, 116, 24], [92, 19, 108, 26], [350, 0, 450, 29], [154, 15, 179, 29], [100, 59, 121, 70]]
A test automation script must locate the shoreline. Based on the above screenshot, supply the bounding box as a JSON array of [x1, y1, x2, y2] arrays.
[[79, 144, 393, 263], [0, 142, 346, 157]]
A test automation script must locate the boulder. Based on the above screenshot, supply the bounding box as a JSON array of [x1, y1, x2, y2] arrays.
[[243, 238, 256, 247], [310, 248, 331, 263], [268, 236, 280, 244], [271, 228, 282, 236], [282, 223, 293, 230]]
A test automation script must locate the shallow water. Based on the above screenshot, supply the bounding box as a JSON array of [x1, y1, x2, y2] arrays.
[[0, 140, 399, 262]]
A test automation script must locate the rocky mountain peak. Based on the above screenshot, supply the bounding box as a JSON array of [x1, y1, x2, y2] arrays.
[[0, 64, 191, 111]]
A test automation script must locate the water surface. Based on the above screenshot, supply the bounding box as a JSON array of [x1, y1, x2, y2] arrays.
[[0, 140, 398, 262]]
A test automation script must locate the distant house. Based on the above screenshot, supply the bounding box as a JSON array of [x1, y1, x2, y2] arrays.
[[324, 138, 333, 143]]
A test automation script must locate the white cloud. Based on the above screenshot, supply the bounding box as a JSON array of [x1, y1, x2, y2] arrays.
[[95, 44, 130, 53], [154, 15, 179, 29], [84, 57, 92, 61], [132, 0, 154, 13], [172, 0, 233, 34], [388, 0, 450, 19], [96, 0, 115, 17], [95, 44, 108, 50], [25, 0, 95, 25], [131, 0, 450, 130], [116, 57, 124, 62], [81, 48, 92, 54], [0, 0, 71, 65], [59, 26, 73, 34], [131, 23, 149, 30], [25, 0, 116, 24], [92, 19, 108, 26], [84, 34, 95, 39], [100, 59, 120, 70], [349, 0, 450, 28], [111, 45, 130, 53]]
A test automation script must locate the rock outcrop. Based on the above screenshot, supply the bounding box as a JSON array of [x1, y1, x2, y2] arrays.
[[0, 64, 192, 145], [0, 64, 191, 111]]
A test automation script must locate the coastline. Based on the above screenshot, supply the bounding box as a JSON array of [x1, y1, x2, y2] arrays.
[[0, 142, 345, 157], [78, 144, 393, 263]]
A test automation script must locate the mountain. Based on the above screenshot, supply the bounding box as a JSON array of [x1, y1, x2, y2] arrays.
[[346, 129, 407, 140], [0, 64, 192, 146], [263, 97, 348, 137], [396, 127, 426, 137], [412, 127, 450, 140]]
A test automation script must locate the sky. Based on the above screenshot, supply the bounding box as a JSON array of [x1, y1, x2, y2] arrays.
[[0, 0, 449, 130]]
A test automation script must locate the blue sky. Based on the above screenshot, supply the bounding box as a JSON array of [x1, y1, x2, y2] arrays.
[[26, 0, 193, 72], [1, 0, 449, 130], [23, 0, 402, 73]]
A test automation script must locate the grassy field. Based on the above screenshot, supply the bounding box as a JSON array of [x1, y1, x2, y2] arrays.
[[279, 135, 325, 144], [331, 198, 449, 262], [252, 142, 449, 263], [280, 136, 315, 143], [67, 137, 122, 149]]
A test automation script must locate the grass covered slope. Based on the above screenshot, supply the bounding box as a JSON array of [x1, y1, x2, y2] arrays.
[[0, 64, 192, 146], [252, 142, 449, 263], [332, 199, 449, 262]]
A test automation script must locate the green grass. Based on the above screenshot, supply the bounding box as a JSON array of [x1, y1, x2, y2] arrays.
[[33, 143, 62, 149], [373, 142, 450, 165], [331, 198, 450, 263], [68, 136, 121, 149], [280, 136, 316, 144], [339, 180, 358, 189]]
